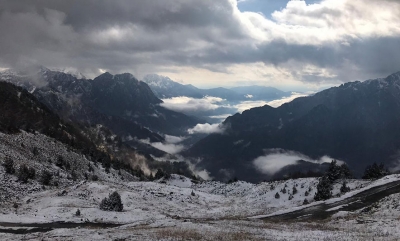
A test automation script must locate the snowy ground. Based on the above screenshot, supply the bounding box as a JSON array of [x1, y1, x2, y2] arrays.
[[1, 172, 400, 240], [1, 132, 400, 240]]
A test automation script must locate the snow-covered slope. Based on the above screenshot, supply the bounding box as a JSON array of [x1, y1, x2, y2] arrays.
[[1, 157, 400, 240]]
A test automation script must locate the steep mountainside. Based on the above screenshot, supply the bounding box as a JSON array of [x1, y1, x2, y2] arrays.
[[1, 69, 201, 139], [0, 81, 195, 179], [143, 74, 204, 99], [185, 72, 400, 182], [0, 81, 96, 154]]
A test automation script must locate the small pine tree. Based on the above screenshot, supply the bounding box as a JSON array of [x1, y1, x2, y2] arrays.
[[32, 147, 39, 156], [76, 209, 81, 216], [281, 187, 287, 194], [305, 190, 309, 196], [154, 168, 170, 179], [275, 192, 280, 199], [314, 175, 332, 201], [92, 175, 99, 181], [339, 164, 352, 179], [56, 156, 64, 168], [70, 170, 78, 181], [99, 191, 123, 212], [3, 158, 15, 174], [18, 164, 30, 183], [40, 170, 53, 185], [362, 163, 389, 179], [28, 167, 36, 179], [340, 181, 350, 193], [303, 199, 309, 205], [292, 186, 298, 195], [326, 160, 352, 183], [288, 194, 294, 200]]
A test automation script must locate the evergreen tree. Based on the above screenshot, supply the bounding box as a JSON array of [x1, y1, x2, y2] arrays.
[[99, 191, 123, 212], [362, 163, 389, 179], [292, 186, 298, 195], [339, 164, 352, 179], [314, 175, 332, 201], [32, 147, 39, 156], [3, 158, 15, 174], [154, 168, 170, 179], [40, 170, 53, 185], [28, 167, 36, 179], [18, 164, 30, 183], [275, 192, 280, 199], [325, 160, 353, 183], [340, 181, 350, 193]]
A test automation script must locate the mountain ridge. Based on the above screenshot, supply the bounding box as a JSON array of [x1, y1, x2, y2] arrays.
[[185, 71, 400, 182], [142, 74, 291, 101]]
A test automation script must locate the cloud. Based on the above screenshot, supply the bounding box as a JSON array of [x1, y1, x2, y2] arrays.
[[139, 138, 185, 154], [150, 142, 185, 154], [160, 96, 224, 113], [253, 149, 344, 175], [233, 100, 269, 113], [266, 92, 310, 108], [152, 155, 212, 180], [164, 134, 186, 144], [0, 0, 399, 87], [209, 114, 232, 120], [187, 123, 225, 134]]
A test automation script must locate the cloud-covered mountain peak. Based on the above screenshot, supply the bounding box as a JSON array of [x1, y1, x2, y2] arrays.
[[142, 74, 178, 89]]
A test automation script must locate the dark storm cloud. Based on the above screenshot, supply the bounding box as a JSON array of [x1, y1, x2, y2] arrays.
[[0, 0, 399, 84], [0, 0, 251, 75]]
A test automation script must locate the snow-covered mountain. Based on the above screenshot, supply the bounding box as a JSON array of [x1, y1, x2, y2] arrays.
[[185, 71, 400, 182], [2, 76, 400, 240], [142, 74, 291, 101], [0, 68, 204, 158]]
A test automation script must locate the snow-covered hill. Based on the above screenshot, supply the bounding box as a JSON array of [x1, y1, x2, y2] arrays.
[[2, 147, 400, 241]]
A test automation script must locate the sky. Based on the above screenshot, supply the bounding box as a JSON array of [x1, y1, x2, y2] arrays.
[[0, 0, 399, 91]]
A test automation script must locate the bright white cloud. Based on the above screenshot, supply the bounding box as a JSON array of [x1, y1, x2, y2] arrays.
[[139, 138, 185, 154], [164, 134, 186, 144], [160, 96, 225, 113], [253, 149, 344, 175], [151, 142, 185, 154], [233, 100, 268, 113], [1, 0, 400, 88], [209, 114, 232, 120], [187, 123, 225, 134], [266, 92, 310, 108]]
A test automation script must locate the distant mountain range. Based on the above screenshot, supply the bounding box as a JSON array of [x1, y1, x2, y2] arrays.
[[184, 71, 400, 182], [142, 74, 291, 101], [0, 67, 203, 157], [0, 80, 195, 178], [5, 67, 400, 184]]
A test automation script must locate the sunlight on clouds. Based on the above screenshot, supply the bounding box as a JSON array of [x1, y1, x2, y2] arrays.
[[266, 92, 309, 108], [160, 96, 224, 112], [188, 123, 225, 134], [253, 149, 344, 175]]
